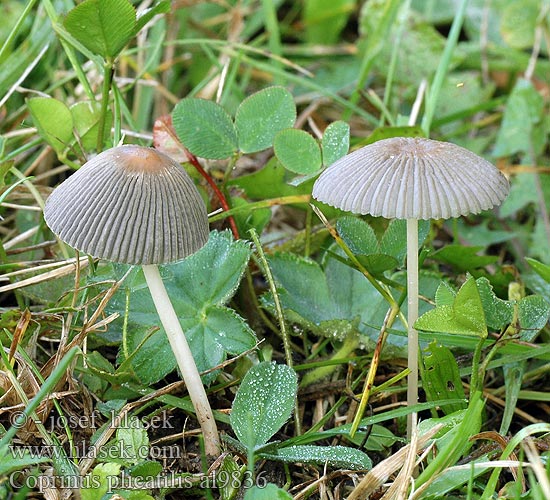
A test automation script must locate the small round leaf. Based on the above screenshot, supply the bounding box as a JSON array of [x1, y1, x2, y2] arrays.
[[235, 86, 296, 153], [172, 98, 238, 159], [64, 0, 136, 59], [273, 129, 322, 175], [322, 120, 350, 166]]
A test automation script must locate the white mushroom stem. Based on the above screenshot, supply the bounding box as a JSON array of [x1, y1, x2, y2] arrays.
[[142, 264, 220, 457], [406, 218, 419, 440]]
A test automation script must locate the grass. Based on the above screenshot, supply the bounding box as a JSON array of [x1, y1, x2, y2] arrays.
[[1, 0, 550, 498]]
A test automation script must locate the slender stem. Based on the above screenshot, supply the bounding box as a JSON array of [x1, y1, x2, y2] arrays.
[[249, 229, 302, 435], [97, 59, 114, 151], [142, 264, 220, 457], [406, 218, 419, 440]]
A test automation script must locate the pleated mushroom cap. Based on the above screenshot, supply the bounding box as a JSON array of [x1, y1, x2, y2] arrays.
[[312, 137, 510, 220], [44, 145, 209, 265]]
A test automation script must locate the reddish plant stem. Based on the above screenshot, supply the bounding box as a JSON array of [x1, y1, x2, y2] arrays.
[[154, 116, 240, 239], [184, 150, 240, 240]]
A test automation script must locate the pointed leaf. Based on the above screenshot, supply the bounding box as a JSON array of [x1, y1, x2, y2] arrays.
[[231, 362, 297, 448], [273, 129, 322, 174], [434, 282, 456, 307], [172, 98, 238, 159], [322, 120, 350, 166], [518, 295, 550, 341], [27, 97, 73, 155], [235, 86, 296, 153], [70, 100, 111, 150], [336, 216, 379, 255], [135, 0, 170, 32], [526, 257, 550, 284], [476, 277, 514, 330], [432, 244, 499, 272], [260, 444, 371, 470], [415, 277, 487, 337], [64, 0, 136, 59], [420, 341, 467, 415]]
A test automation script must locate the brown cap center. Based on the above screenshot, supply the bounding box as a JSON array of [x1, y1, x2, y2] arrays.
[[113, 145, 171, 174]]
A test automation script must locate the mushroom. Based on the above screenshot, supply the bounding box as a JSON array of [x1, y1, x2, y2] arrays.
[[312, 136, 509, 434], [44, 144, 220, 456]]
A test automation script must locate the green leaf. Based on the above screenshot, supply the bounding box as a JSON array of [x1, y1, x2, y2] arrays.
[[227, 157, 314, 199], [135, 0, 170, 33], [526, 257, 550, 284], [230, 196, 272, 236], [64, 0, 137, 59], [128, 460, 162, 479], [362, 125, 425, 145], [360, 3, 446, 91], [500, 0, 539, 49], [500, 362, 525, 436], [415, 277, 488, 337], [493, 79, 545, 157], [166, 231, 251, 310], [267, 253, 335, 325], [416, 393, 484, 490], [81, 463, 121, 500], [116, 416, 149, 464], [0, 444, 49, 476], [336, 216, 379, 255], [100, 415, 149, 465], [355, 254, 400, 277], [321, 120, 350, 166], [260, 444, 372, 471], [265, 249, 439, 355], [235, 86, 296, 153], [431, 245, 498, 272], [499, 172, 538, 217], [27, 97, 73, 155], [184, 306, 256, 382], [70, 100, 111, 151], [0, 20, 53, 105], [476, 277, 514, 330], [230, 362, 298, 448], [518, 295, 550, 341], [273, 129, 322, 175], [0, 160, 11, 188], [454, 219, 513, 247], [304, 0, 355, 44], [435, 282, 456, 307], [379, 219, 430, 264], [172, 98, 238, 159], [244, 484, 292, 500], [108, 231, 253, 384], [420, 341, 467, 415], [336, 216, 400, 276]]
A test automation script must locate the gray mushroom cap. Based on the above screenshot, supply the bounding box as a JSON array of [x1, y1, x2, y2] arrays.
[[44, 145, 209, 265], [312, 137, 510, 220]]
